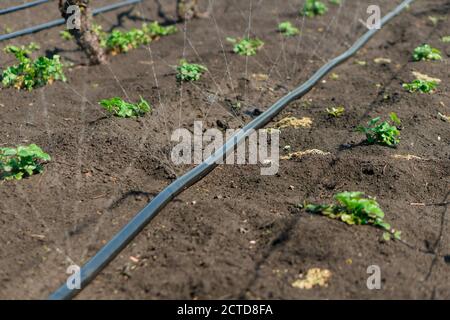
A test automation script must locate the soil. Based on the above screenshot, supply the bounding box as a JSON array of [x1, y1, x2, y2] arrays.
[[0, 0, 449, 299]]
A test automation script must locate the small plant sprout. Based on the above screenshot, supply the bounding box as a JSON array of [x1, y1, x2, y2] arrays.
[[438, 112, 450, 123], [329, 0, 341, 4], [329, 72, 339, 80], [144, 22, 177, 37], [94, 22, 177, 55], [412, 44, 442, 61], [105, 28, 151, 54], [1, 43, 66, 90], [278, 22, 300, 36], [231, 101, 242, 112], [176, 60, 208, 82], [403, 79, 438, 94], [389, 112, 401, 126], [99, 97, 152, 118], [60, 30, 74, 41], [357, 115, 401, 147], [227, 37, 264, 56], [0, 144, 51, 180], [442, 36, 450, 43], [301, 0, 328, 17], [306, 191, 401, 240], [326, 106, 345, 117]]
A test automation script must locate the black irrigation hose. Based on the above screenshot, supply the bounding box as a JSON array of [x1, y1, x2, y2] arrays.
[[49, 0, 415, 300], [0, 0, 142, 42], [0, 0, 50, 15]]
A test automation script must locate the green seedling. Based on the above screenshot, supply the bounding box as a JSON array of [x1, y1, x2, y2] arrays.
[[227, 37, 264, 56], [306, 191, 401, 240], [301, 0, 328, 17], [329, 0, 341, 4], [326, 106, 345, 117], [176, 59, 208, 82], [231, 101, 242, 112], [357, 115, 400, 147], [389, 112, 401, 126], [442, 36, 450, 43], [412, 44, 442, 61], [1, 43, 66, 90], [99, 96, 151, 118], [0, 144, 51, 180], [103, 22, 177, 54], [105, 28, 151, 54], [428, 16, 442, 26], [403, 79, 438, 93], [329, 72, 339, 80], [278, 22, 300, 36], [144, 21, 177, 37], [60, 30, 74, 40]]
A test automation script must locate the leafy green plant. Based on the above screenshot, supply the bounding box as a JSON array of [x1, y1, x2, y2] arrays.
[[144, 21, 177, 37], [99, 96, 152, 118], [301, 0, 328, 17], [60, 30, 74, 40], [306, 191, 401, 240], [442, 36, 450, 43], [101, 22, 177, 54], [357, 115, 401, 147], [176, 59, 208, 82], [1, 43, 66, 90], [105, 28, 151, 54], [278, 22, 300, 36], [227, 37, 264, 56], [326, 106, 345, 117], [0, 144, 51, 180], [403, 79, 438, 93], [389, 112, 401, 126], [413, 44, 442, 61]]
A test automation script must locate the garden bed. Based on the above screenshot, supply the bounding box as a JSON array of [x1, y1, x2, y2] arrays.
[[0, 0, 449, 299]]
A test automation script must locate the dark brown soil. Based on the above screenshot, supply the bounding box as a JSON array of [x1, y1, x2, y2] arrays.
[[0, 0, 449, 299]]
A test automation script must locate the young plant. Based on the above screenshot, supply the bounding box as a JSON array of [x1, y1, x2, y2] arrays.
[[227, 37, 264, 56], [176, 60, 208, 82], [301, 0, 328, 17], [105, 28, 151, 54], [104, 22, 177, 54], [1, 43, 66, 90], [326, 106, 345, 117], [357, 114, 400, 147], [402, 79, 438, 93], [99, 97, 152, 118], [60, 30, 74, 40], [442, 36, 450, 43], [389, 112, 401, 126], [0, 144, 51, 180], [144, 21, 177, 37], [278, 22, 300, 36], [412, 44, 442, 61], [306, 191, 401, 240]]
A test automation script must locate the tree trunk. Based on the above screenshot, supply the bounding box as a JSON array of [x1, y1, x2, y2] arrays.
[[177, 0, 208, 21], [59, 0, 107, 65]]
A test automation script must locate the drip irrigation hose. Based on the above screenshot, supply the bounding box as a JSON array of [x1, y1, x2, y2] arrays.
[[49, 0, 415, 300], [0, 0, 50, 15], [0, 0, 142, 42]]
